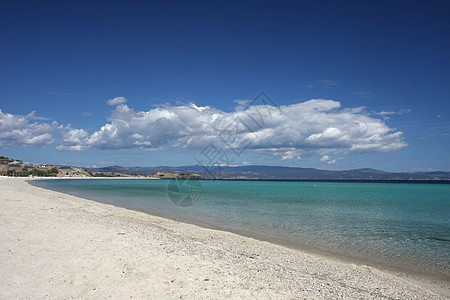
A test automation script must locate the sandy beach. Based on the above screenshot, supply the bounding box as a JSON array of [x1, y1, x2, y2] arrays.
[[0, 177, 448, 299]]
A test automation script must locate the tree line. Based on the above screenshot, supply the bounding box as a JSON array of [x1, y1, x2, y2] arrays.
[[6, 167, 59, 177]]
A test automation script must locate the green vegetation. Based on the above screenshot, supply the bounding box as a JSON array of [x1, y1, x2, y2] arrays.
[[6, 167, 59, 177], [177, 173, 203, 179], [92, 172, 114, 177]]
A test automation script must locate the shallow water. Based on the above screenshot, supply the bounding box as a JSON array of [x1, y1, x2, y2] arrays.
[[31, 179, 450, 282]]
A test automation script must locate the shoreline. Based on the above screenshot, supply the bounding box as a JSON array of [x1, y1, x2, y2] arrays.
[[1, 177, 449, 298], [18, 175, 450, 183], [28, 177, 450, 285], [192, 221, 450, 286]]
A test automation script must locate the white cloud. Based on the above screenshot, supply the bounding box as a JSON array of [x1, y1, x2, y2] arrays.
[[25, 111, 52, 121], [106, 96, 128, 106], [234, 99, 252, 111], [0, 97, 408, 162], [0, 109, 58, 148], [320, 154, 338, 164], [398, 108, 412, 115], [56, 99, 407, 161], [56, 127, 89, 151], [190, 103, 210, 112], [281, 150, 301, 161], [371, 108, 411, 120], [320, 155, 330, 162]]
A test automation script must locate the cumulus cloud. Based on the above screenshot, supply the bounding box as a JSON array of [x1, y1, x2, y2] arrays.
[[106, 96, 128, 106], [56, 99, 407, 161], [0, 98, 408, 162], [56, 127, 89, 151], [0, 109, 58, 148]]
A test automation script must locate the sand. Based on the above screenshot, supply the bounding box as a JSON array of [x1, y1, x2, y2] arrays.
[[0, 177, 448, 299]]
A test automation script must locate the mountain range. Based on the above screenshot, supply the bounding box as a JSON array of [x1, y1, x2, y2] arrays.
[[86, 165, 450, 181]]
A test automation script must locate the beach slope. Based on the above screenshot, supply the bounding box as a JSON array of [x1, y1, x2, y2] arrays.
[[0, 177, 448, 299]]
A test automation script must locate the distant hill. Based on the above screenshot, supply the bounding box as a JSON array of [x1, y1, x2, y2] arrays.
[[3, 153, 449, 180], [0, 155, 92, 177], [86, 165, 450, 181]]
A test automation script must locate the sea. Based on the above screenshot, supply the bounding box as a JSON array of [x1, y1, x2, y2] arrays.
[[30, 179, 450, 282]]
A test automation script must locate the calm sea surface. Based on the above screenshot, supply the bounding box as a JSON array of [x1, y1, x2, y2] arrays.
[[30, 179, 450, 282]]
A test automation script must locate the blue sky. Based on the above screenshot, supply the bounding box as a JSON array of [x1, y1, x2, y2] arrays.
[[1, 0, 449, 172]]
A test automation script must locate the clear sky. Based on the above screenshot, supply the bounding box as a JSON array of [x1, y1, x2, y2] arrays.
[[1, 0, 449, 172]]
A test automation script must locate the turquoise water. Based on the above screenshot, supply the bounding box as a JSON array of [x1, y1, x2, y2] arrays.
[[31, 179, 450, 282]]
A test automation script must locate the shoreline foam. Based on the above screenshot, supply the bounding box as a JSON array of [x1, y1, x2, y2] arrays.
[[1, 177, 448, 298]]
